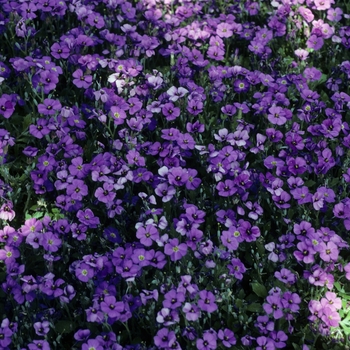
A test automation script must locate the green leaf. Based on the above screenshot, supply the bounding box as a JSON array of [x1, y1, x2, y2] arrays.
[[246, 303, 262, 312], [304, 180, 316, 187], [256, 240, 265, 256], [54, 320, 74, 334], [22, 113, 33, 130], [251, 282, 267, 298]]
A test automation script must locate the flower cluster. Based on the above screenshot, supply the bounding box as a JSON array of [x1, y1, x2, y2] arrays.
[[0, 0, 350, 349]]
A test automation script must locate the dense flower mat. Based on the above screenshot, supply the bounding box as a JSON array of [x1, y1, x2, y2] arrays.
[[1, 0, 350, 349]]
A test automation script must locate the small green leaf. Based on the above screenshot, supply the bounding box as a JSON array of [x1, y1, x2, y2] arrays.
[[246, 303, 262, 312], [256, 240, 265, 256], [251, 282, 267, 298], [54, 320, 74, 334], [304, 180, 316, 187]]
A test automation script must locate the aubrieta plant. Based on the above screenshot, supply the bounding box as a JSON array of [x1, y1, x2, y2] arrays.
[[1, 0, 350, 349]]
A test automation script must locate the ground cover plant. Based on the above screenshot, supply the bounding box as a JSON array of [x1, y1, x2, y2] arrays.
[[1, 0, 350, 348]]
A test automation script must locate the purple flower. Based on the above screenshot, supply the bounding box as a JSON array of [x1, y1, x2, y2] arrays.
[[306, 35, 324, 50], [86, 302, 104, 323], [294, 241, 316, 264], [319, 241, 339, 262], [196, 331, 217, 350], [265, 128, 283, 143], [198, 290, 217, 313], [72, 69, 92, 88], [77, 209, 100, 228], [270, 330, 288, 348], [182, 302, 201, 321], [321, 291, 342, 310], [28, 340, 50, 350], [272, 191, 291, 209], [163, 289, 185, 309], [164, 238, 188, 261], [221, 227, 240, 251], [0, 245, 20, 265], [136, 224, 159, 247], [100, 296, 124, 319], [327, 7, 343, 22], [66, 179, 88, 201], [37, 98, 61, 115], [0, 202, 15, 221], [75, 262, 94, 282], [155, 182, 176, 202], [168, 167, 189, 186], [156, 308, 179, 326], [95, 183, 116, 204], [162, 102, 180, 121], [218, 328, 236, 347], [216, 180, 237, 197], [167, 86, 188, 102], [291, 186, 313, 204], [255, 315, 274, 334], [33, 321, 50, 336], [227, 258, 246, 280], [263, 295, 283, 319], [82, 339, 103, 350], [0, 324, 13, 347], [38, 70, 59, 93], [287, 157, 307, 175], [154, 328, 176, 348], [0, 94, 15, 119], [256, 336, 275, 350], [41, 232, 62, 252], [321, 307, 340, 327], [275, 268, 296, 284], [267, 106, 287, 125]]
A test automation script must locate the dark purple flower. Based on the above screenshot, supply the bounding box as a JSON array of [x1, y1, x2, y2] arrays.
[[198, 290, 217, 313]]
